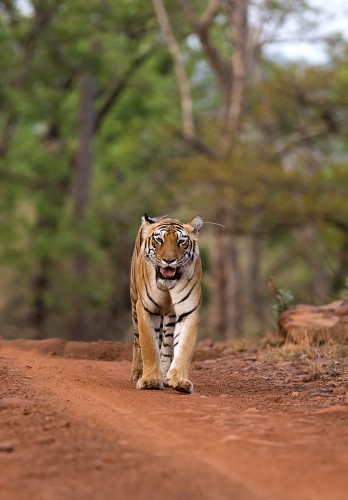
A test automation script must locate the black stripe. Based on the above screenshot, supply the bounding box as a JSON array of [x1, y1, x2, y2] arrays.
[[177, 303, 200, 323], [174, 333, 180, 340], [143, 305, 160, 316], [165, 333, 174, 337], [162, 354, 172, 357], [162, 342, 171, 347], [177, 261, 198, 293], [166, 322, 176, 327], [146, 289, 159, 308], [174, 341, 179, 347], [173, 279, 198, 305], [154, 328, 160, 332]]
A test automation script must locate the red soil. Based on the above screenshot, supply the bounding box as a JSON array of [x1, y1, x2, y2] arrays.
[[0, 338, 348, 500]]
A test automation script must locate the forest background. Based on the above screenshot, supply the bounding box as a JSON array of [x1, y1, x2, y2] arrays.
[[0, 0, 348, 343]]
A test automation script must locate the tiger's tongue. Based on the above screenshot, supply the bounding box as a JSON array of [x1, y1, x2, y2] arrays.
[[160, 267, 176, 278]]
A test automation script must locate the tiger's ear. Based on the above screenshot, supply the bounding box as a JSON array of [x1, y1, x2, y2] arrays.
[[142, 213, 155, 225], [188, 215, 203, 235]]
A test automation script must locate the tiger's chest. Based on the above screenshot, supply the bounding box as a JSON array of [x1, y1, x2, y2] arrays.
[[137, 259, 197, 315]]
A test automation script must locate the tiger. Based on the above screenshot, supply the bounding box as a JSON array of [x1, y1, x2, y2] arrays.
[[129, 213, 203, 394]]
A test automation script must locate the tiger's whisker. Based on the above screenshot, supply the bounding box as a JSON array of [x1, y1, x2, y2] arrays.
[[203, 222, 226, 228]]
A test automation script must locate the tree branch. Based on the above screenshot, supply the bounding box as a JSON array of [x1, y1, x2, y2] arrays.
[[220, 0, 249, 153], [152, 0, 195, 138], [173, 127, 217, 159], [94, 48, 155, 133], [179, 0, 230, 96]]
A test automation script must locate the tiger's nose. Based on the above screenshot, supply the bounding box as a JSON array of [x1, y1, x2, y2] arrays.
[[162, 258, 176, 264]]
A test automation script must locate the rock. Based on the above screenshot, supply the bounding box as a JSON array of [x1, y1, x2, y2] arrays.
[[292, 392, 300, 398], [0, 398, 35, 411], [333, 387, 347, 396], [242, 408, 259, 414], [265, 395, 281, 402], [0, 442, 13, 453], [315, 406, 348, 414], [36, 437, 56, 445], [196, 339, 213, 349], [280, 299, 348, 341]]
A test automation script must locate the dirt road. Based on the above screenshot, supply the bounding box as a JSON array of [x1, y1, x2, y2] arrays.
[[0, 339, 348, 500]]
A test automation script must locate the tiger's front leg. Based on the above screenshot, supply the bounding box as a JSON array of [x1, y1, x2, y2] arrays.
[[160, 313, 175, 380], [164, 310, 200, 394], [136, 302, 163, 390]]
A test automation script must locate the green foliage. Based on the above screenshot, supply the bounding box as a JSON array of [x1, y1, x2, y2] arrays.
[[272, 288, 294, 324], [0, 0, 347, 340]]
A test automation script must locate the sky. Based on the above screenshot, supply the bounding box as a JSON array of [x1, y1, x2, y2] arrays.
[[16, 0, 348, 64], [264, 0, 348, 63]]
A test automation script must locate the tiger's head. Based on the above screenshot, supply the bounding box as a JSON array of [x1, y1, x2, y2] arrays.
[[141, 214, 203, 284]]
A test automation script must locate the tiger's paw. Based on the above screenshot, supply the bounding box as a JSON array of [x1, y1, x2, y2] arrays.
[[165, 373, 193, 394], [129, 369, 142, 382], [136, 377, 163, 390]]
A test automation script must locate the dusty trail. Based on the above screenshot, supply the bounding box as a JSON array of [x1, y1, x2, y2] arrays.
[[0, 340, 348, 500]]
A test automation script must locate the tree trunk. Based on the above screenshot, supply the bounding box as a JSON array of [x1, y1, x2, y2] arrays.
[[209, 226, 242, 339], [70, 72, 95, 341], [331, 235, 348, 294], [294, 227, 328, 303], [222, 233, 242, 338], [208, 232, 225, 337], [247, 232, 266, 327], [220, 0, 248, 153], [152, 0, 195, 138], [31, 254, 50, 340]]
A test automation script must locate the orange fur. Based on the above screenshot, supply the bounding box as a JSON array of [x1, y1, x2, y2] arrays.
[[130, 215, 202, 393]]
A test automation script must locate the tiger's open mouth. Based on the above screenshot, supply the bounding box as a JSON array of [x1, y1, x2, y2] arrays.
[[157, 266, 180, 280]]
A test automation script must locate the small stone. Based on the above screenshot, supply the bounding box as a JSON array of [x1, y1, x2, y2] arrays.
[[284, 377, 291, 384], [196, 339, 213, 349], [315, 406, 348, 414], [0, 398, 35, 411], [219, 394, 229, 398], [36, 437, 56, 445], [200, 395, 207, 399], [58, 420, 70, 428], [25, 365, 32, 369], [242, 408, 259, 414], [0, 442, 13, 453], [292, 392, 300, 398], [333, 387, 347, 396], [265, 395, 281, 402]]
